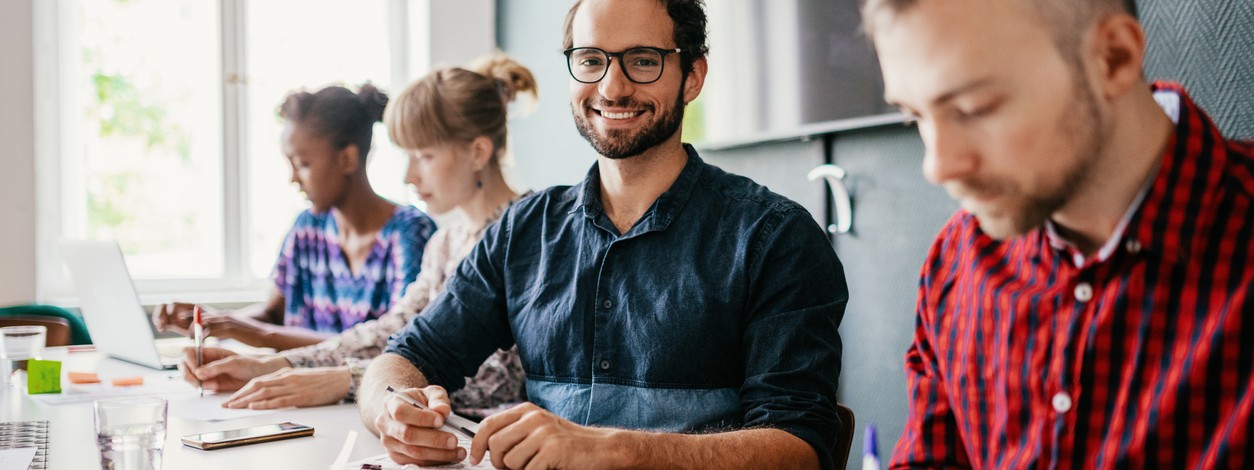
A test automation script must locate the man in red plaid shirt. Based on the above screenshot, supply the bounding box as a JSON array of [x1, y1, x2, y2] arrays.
[[863, 0, 1254, 467]]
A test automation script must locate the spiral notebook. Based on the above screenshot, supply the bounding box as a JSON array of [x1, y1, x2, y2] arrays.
[[0, 421, 48, 470]]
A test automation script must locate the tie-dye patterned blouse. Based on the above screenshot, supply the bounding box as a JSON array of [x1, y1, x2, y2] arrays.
[[273, 205, 436, 333]]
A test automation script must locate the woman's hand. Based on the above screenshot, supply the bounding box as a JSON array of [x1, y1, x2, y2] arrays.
[[200, 314, 273, 346], [181, 347, 290, 393], [222, 366, 353, 410], [151, 302, 203, 336]]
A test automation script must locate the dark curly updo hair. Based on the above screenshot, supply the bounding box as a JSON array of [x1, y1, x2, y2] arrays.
[[279, 83, 389, 162]]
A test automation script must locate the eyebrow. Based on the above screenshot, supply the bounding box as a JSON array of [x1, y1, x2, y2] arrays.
[[885, 77, 996, 109], [571, 43, 675, 51]]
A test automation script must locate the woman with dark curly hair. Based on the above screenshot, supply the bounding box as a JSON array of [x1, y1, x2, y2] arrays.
[[153, 84, 436, 351]]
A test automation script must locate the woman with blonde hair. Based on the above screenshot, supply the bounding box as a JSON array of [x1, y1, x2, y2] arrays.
[[183, 54, 538, 414]]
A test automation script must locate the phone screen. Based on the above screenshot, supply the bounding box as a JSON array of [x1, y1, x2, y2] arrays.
[[186, 422, 311, 446]]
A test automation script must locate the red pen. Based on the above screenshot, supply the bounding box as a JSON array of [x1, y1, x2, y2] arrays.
[[193, 305, 204, 398]]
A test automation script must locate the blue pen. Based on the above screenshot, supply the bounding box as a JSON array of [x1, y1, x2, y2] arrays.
[[863, 424, 881, 470]]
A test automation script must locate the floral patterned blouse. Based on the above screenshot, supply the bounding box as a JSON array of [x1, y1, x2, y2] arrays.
[[279, 195, 529, 415]]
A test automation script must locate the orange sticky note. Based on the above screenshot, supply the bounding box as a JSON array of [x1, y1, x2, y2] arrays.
[[110, 376, 144, 387], [67, 371, 101, 384]]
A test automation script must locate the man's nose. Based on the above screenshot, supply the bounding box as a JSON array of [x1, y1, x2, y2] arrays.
[[597, 59, 634, 101], [921, 120, 977, 186]]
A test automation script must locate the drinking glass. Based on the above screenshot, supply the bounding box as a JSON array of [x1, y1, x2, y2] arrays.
[[0, 325, 46, 390], [94, 396, 168, 470]]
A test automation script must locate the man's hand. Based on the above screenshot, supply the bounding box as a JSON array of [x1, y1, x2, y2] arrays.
[[180, 347, 289, 392], [470, 402, 629, 469], [373, 385, 467, 466], [222, 366, 351, 409]]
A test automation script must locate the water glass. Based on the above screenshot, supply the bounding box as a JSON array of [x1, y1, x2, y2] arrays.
[[0, 325, 46, 390], [94, 396, 168, 470]]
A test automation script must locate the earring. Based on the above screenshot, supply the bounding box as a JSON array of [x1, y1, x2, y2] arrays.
[[476, 171, 483, 189]]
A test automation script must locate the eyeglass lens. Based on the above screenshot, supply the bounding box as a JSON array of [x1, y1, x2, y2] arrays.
[[568, 48, 666, 83]]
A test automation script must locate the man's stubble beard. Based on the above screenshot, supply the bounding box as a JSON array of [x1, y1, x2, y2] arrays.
[[964, 72, 1108, 239], [572, 78, 688, 160]]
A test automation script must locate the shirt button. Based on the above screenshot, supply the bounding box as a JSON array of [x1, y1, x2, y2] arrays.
[[602, 299, 613, 309], [1052, 392, 1073, 413], [1125, 239, 1142, 254], [1074, 282, 1093, 302], [599, 359, 611, 371]]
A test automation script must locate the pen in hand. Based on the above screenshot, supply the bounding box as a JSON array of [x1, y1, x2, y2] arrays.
[[193, 305, 204, 398], [385, 386, 476, 438]]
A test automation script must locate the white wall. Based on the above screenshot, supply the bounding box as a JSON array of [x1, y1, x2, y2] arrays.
[[497, 0, 598, 191], [0, 0, 37, 305], [429, 0, 496, 68]]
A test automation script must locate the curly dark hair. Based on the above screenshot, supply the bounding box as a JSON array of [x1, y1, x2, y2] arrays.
[[279, 83, 388, 162], [563, 0, 709, 77]]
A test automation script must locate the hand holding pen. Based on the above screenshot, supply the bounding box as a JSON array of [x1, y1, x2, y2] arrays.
[[194, 305, 205, 398], [385, 385, 477, 439]]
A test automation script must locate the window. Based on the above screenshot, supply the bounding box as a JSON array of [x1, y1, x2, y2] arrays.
[[39, 0, 435, 302]]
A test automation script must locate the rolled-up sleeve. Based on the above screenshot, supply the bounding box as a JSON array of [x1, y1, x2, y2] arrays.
[[740, 208, 848, 470], [385, 212, 516, 392]]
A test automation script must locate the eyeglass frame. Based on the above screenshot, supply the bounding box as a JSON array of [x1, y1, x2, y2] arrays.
[[563, 46, 683, 84]]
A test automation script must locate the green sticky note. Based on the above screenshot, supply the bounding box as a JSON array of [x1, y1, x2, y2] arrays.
[[26, 359, 62, 394]]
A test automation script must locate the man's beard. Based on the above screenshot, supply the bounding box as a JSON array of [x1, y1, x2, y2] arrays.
[[956, 74, 1107, 239], [572, 84, 687, 160]]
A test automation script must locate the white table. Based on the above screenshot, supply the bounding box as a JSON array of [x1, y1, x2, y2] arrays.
[[0, 347, 387, 470]]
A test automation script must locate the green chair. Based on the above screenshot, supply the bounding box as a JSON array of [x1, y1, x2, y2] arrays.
[[0, 304, 93, 345]]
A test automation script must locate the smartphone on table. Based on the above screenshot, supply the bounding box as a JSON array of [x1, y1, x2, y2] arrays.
[[181, 422, 315, 450]]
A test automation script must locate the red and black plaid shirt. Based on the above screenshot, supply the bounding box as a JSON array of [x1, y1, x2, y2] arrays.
[[891, 82, 1254, 469]]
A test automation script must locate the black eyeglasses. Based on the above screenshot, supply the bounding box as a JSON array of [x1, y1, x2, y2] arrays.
[[563, 47, 682, 84]]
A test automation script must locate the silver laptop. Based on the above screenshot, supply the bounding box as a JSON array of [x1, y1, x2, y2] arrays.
[[60, 239, 182, 370]]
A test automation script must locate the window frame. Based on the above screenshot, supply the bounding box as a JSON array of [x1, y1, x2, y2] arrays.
[[35, 0, 495, 305]]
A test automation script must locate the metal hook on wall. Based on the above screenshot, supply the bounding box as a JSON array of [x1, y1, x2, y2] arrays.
[[807, 164, 853, 235]]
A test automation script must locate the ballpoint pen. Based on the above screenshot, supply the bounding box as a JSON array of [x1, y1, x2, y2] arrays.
[[194, 305, 204, 398], [385, 385, 477, 438]]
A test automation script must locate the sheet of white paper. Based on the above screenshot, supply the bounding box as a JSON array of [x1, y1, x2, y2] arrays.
[[345, 434, 492, 469], [0, 447, 36, 470], [166, 392, 280, 422]]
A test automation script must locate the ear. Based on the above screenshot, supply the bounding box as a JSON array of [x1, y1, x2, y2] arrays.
[[469, 136, 494, 171], [682, 57, 707, 104], [338, 144, 361, 175], [1087, 12, 1146, 99]]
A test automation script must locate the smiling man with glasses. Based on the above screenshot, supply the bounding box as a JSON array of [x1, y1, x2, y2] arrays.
[[357, 0, 848, 468]]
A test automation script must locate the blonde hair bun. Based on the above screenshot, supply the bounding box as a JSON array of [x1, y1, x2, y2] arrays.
[[470, 52, 539, 115]]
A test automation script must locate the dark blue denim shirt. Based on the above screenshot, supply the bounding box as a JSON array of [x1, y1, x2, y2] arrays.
[[387, 145, 848, 468]]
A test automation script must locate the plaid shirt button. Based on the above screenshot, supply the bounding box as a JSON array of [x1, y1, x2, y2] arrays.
[[1074, 283, 1093, 302], [1052, 392, 1073, 413]]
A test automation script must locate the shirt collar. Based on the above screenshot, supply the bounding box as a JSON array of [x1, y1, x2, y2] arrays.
[[573, 144, 705, 234], [1130, 82, 1230, 265], [1044, 171, 1155, 267], [1044, 82, 1227, 268]]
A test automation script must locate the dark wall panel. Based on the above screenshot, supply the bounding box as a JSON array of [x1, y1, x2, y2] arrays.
[[826, 127, 955, 465]]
